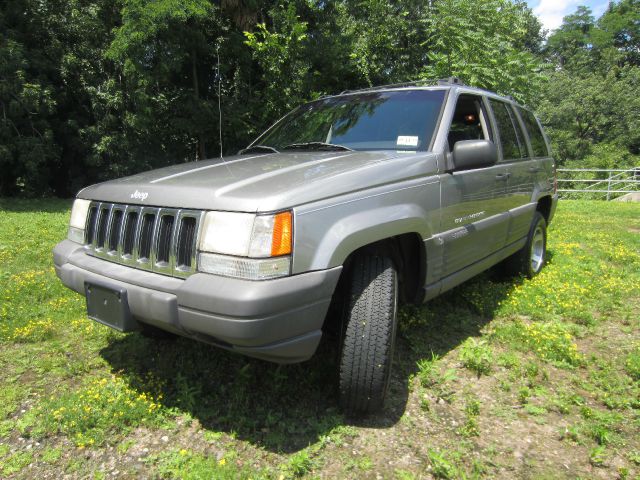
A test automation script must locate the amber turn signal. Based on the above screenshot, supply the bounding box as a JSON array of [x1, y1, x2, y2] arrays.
[[271, 211, 292, 256]]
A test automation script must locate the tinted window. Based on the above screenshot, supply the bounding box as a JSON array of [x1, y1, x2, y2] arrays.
[[490, 100, 526, 160], [518, 108, 549, 157], [256, 90, 446, 151], [448, 94, 491, 150]]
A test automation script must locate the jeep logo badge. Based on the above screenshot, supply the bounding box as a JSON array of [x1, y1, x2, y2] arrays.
[[130, 190, 149, 201]]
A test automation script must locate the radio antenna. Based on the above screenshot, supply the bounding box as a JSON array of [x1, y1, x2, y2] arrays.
[[216, 43, 223, 159]]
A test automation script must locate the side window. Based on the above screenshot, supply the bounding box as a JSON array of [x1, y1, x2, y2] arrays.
[[517, 107, 549, 157], [489, 100, 526, 161], [448, 94, 491, 151]]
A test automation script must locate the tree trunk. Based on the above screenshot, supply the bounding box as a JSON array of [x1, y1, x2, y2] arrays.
[[192, 50, 206, 161]]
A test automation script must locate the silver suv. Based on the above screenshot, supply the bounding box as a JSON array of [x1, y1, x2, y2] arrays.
[[53, 79, 557, 413]]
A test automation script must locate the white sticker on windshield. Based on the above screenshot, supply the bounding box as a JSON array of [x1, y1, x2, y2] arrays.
[[397, 136, 419, 147]]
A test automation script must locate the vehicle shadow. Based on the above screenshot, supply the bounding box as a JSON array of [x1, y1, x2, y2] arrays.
[[100, 263, 540, 453]]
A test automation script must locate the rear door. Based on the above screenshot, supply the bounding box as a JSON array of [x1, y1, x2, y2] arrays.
[[487, 100, 536, 244], [439, 94, 510, 277]]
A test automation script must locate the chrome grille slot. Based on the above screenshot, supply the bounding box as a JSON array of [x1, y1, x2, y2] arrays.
[[85, 206, 99, 245], [138, 213, 156, 262], [95, 206, 110, 250], [156, 214, 175, 265], [176, 216, 197, 269], [83, 201, 202, 278], [122, 210, 139, 257], [108, 209, 124, 253]]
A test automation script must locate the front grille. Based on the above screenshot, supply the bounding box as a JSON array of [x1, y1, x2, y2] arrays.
[[84, 202, 202, 278]]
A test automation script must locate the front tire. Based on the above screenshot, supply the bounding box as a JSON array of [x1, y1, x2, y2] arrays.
[[339, 252, 398, 414], [504, 211, 547, 278]]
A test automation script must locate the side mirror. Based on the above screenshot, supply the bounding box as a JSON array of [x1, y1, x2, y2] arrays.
[[452, 140, 498, 171]]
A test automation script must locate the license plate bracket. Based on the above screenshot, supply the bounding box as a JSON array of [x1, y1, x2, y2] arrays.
[[84, 281, 138, 332]]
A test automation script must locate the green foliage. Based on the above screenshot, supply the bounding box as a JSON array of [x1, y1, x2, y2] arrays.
[[1, 0, 550, 196], [1, 0, 638, 192], [626, 346, 640, 381], [0, 450, 33, 477], [282, 449, 316, 477], [459, 338, 494, 376], [244, 4, 310, 123], [153, 449, 265, 479], [20, 375, 167, 447], [541, 1, 640, 167], [493, 320, 583, 367], [459, 397, 481, 437], [546, 0, 640, 74], [538, 67, 640, 165], [426, 449, 463, 479], [416, 352, 441, 387], [421, 0, 545, 104]]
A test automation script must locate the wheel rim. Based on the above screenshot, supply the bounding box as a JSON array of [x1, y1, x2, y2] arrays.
[[530, 225, 545, 272]]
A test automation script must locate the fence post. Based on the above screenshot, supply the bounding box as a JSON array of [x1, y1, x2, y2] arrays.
[[606, 172, 612, 201]]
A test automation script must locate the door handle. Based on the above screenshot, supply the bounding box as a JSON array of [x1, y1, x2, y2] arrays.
[[495, 173, 511, 180]]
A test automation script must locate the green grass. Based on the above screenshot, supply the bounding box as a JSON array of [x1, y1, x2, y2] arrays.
[[1, 198, 639, 478], [459, 338, 494, 376], [151, 449, 264, 480]]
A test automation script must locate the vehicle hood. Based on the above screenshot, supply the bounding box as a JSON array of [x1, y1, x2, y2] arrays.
[[78, 150, 437, 212]]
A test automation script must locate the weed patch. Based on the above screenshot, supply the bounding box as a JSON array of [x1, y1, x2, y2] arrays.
[[153, 449, 264, 479], [626, 346, 640, 381], [427, 449, 463, 479], [492, 320, 583, 366], [20, 375, 168, 447], [459, 339, 493, 376], [1, 450, 33, 477]]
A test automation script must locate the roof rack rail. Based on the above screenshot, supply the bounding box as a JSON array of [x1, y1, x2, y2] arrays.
[[338, 77, 466, 95], [339, 79, 432, 95]]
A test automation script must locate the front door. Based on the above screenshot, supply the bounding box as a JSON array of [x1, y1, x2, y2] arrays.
[[439, 94, 510, 278]]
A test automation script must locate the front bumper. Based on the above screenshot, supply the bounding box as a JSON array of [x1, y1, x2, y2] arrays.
[[53, 240, 342, 363]]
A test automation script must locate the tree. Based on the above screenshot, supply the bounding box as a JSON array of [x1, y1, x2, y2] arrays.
[[541, 1, 640, 168], [545, 6, 596, 72], [596, 0, 640, 68], [0, 0, 119, 196], [420, 0, 545, 105]]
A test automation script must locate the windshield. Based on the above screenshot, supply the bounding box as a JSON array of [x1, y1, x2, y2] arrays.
[[253, 90, 446, 152]]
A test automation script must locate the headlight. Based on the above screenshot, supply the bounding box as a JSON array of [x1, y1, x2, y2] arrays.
[[68, 199, 91, 244], [198, 210, 293, 280], [199, 211, 255, 256]]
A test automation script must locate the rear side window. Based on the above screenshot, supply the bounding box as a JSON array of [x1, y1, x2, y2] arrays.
[[518, 108, 549, 157], [489, 100, 526, 161]]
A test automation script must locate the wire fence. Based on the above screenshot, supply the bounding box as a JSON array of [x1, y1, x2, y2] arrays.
[[556, 167, 640, 200]]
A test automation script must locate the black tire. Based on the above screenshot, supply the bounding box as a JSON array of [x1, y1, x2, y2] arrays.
[[339, 252, 398, 414], [504, 211, 547, 278]]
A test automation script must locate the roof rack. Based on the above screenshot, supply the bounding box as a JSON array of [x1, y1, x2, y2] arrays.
[[338, 77, 465, 95], [437, 77, 465, 86]]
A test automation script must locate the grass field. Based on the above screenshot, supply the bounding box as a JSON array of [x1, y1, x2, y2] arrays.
[[0, 199, 639, 479]]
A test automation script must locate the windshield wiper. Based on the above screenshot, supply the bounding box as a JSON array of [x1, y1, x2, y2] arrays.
[[238, 145, 279, 155], [282, 142, 353, 152]]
